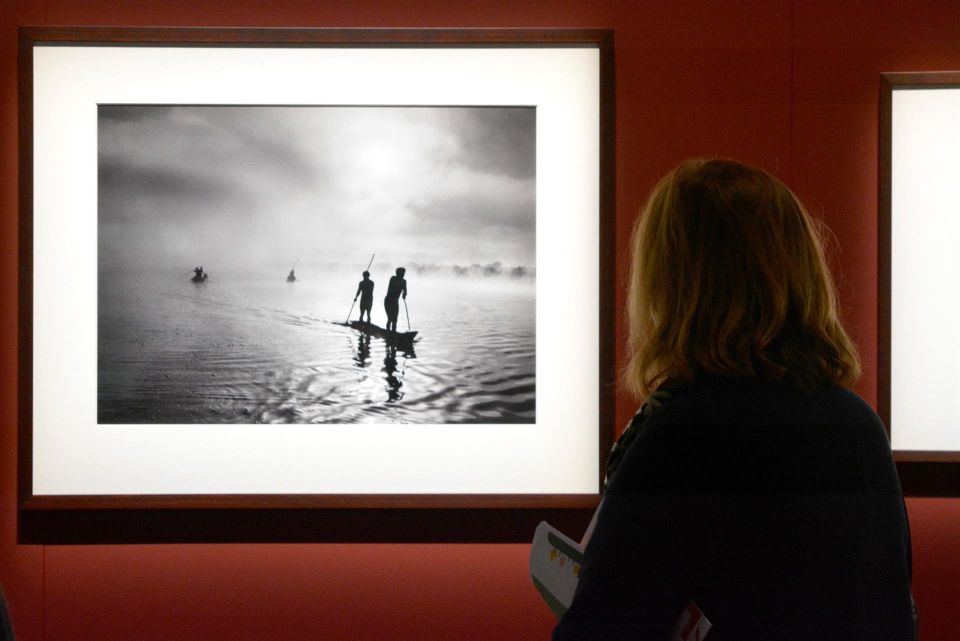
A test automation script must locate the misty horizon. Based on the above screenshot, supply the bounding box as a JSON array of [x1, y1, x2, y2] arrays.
[[98, 105, 536, 274]]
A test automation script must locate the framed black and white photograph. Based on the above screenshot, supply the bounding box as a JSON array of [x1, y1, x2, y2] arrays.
[[879, 70, 960, 495], [97, 103, 538, 426], [18, 28, 615, 542]]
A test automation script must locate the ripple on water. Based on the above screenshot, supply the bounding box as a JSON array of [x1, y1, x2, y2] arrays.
[[99, 274, 536, 424]]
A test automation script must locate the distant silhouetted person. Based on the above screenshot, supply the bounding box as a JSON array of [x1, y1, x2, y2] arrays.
[[192, 266, 207, 283], [287, 269, 296, 282], [355, 271, 375, 323], [384, 267, 407, 332]]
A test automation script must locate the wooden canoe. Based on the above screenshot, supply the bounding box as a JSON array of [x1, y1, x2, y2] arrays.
[[342, 320, 418, 345]]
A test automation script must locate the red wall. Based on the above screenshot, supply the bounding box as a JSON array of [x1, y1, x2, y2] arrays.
[[2, 1, 959, 639]]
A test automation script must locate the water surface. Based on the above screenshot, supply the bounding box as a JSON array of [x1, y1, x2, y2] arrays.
[[98, 269, 535, 424]]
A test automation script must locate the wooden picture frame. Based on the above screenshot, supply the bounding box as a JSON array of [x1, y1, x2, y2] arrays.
[[879, 71, 960, 496], [18, 27, 615, 542]]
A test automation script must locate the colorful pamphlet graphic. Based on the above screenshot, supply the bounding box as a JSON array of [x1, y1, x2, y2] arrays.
[[529, 521, 582, 617]]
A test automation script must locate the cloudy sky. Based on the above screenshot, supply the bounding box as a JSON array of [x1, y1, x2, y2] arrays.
[[98, 105, 535, 275]]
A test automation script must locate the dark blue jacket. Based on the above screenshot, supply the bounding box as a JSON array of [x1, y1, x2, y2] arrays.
[[553, 378, 914, 641]]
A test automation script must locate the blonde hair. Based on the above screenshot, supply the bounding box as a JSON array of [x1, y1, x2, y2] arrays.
[[624, 159, 860, 398]]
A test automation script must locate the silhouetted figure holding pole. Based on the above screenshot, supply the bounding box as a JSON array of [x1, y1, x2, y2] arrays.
[[384, 267, 407, 332], [287, 269, 296, 282], [355, 271, 375, 323], [191, 266, 208, 283]]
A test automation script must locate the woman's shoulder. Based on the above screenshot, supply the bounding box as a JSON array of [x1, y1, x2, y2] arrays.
[[612, 380, 894, 494], [627, 379, 890, 471], [643, 378, 882, 429]]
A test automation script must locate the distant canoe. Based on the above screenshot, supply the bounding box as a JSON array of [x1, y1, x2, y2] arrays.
[[190, 274, 208, 283], [342, 320, 418, 345]]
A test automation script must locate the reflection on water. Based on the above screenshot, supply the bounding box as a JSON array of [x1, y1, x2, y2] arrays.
[[382, 345, 405, 403], [98, 269, 535, 424]]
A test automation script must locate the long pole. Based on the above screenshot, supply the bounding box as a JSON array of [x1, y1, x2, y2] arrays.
[[345, 254, 376, 323], [403, 297, 411, 331]]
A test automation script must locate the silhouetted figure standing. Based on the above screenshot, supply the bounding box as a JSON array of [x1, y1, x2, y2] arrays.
[[384, 267, 407, 332], [191, 266, 207, 283], [355, 271, 375, 323], [287, 269, 296, 282]]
